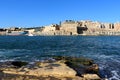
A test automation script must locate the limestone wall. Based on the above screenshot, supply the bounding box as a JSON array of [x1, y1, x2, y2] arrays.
[[38, 25, 56, 35], [43, 25, 56, 32], [32, 20, 120, 36], [114, 23, 120, 31], [60, 21, 78, 35], [0, 32, 6, 35], [26, 29, 35, 34], [80, 21, 120, 35]]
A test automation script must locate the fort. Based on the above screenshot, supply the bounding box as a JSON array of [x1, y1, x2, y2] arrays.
[[1, 20, 120, 36]]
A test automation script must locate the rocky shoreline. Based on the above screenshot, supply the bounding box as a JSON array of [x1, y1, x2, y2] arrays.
[[0, 56, 102, 80]]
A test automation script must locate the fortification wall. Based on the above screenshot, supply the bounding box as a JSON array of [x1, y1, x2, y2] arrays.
[[31, 20, 120, 36]]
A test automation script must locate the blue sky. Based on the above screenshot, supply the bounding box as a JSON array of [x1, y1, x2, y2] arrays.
[[0, 0, 120, 28]]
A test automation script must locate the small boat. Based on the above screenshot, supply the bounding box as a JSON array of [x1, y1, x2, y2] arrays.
[[28, 33, 33, 36], [6, 31, 28, 36]]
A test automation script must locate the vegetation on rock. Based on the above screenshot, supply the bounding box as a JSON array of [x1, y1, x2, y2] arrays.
[[53, 56, 99, 76]]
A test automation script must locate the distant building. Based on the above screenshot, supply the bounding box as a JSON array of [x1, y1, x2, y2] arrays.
[[1, 20, 120, 36], [0, 29, 7, 35]]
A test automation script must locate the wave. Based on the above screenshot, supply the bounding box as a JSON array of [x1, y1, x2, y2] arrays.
[[0, 59, 15, 62], [109, 71, 120, 80]]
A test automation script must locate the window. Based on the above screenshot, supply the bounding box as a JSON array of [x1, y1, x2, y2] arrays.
[[100, 24, 105, 28], [112, 24, 114, 29], [109, 24, 114, 29], [100, 25, 102, 28]]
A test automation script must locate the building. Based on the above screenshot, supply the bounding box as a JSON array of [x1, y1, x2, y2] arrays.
[[2, 20, 120, 36]]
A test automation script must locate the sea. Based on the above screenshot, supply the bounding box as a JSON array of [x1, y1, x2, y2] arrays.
[[0, 36, 120, 80]]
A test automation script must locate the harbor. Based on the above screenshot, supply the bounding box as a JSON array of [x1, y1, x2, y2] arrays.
[[1, 20, 120, 36]]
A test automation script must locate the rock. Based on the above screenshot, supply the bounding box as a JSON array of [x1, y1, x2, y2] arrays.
[[53, 56, 99, 77], [35, 62, 42, 67], [29, 61, 77, 77], [53, 56, 94, 66], [82, 74, 101, 80], [0, 56, 101, 80], [53, 56, 66, 61], [3, 61, 77, 78], [85, 64, 99, 74], [11, 61, 28, 68], [65, 62, 86, 76]]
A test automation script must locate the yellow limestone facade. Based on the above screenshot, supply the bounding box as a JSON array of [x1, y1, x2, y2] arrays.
[[34, 20, 120, 36]]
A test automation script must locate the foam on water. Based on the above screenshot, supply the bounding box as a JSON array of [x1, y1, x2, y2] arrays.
[[109, 71, 120, 80], [0, 59, 15, 62], [0, 36, 120, 79]]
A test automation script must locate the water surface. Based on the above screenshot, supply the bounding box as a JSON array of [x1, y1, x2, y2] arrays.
[[0, 36, 120, 80]]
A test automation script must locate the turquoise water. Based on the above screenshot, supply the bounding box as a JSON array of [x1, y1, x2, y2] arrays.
[[0, 36, 120, 80]]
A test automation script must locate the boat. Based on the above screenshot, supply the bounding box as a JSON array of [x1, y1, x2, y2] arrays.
[[28, 33, 34, 36], [6, 31, 28, 36]]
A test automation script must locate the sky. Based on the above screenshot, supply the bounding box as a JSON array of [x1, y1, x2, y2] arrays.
[[0, 0, 120, 28]]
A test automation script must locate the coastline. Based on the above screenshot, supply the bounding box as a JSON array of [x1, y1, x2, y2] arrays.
[[0, 56, 102, 80], [1, 20, 120, 36]]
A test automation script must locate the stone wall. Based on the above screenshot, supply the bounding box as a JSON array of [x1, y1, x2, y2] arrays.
[[37, 25, 56, 35], [33, 20, 120, 36], [60, 21, 78, 35], [114, 23, 120, 31], [80, 21, 120, 35], [26, 29, 35, 34], [0, 32, 6, 35]]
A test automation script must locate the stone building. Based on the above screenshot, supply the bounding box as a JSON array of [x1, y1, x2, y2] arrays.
[[114, 23, 120, 31], [34, 20, 120, 36], [79, 20, 101, 35], [60, 20, 78, 35], [0, 29, 7, 35], [78, 21, 120, 35], [37, 24, 58, 35]]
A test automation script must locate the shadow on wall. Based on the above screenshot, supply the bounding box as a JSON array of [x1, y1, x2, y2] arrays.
[[77, 27, 88, 34]]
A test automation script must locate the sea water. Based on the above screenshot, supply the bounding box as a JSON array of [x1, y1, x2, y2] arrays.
[[0, 36, 120, 80]]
